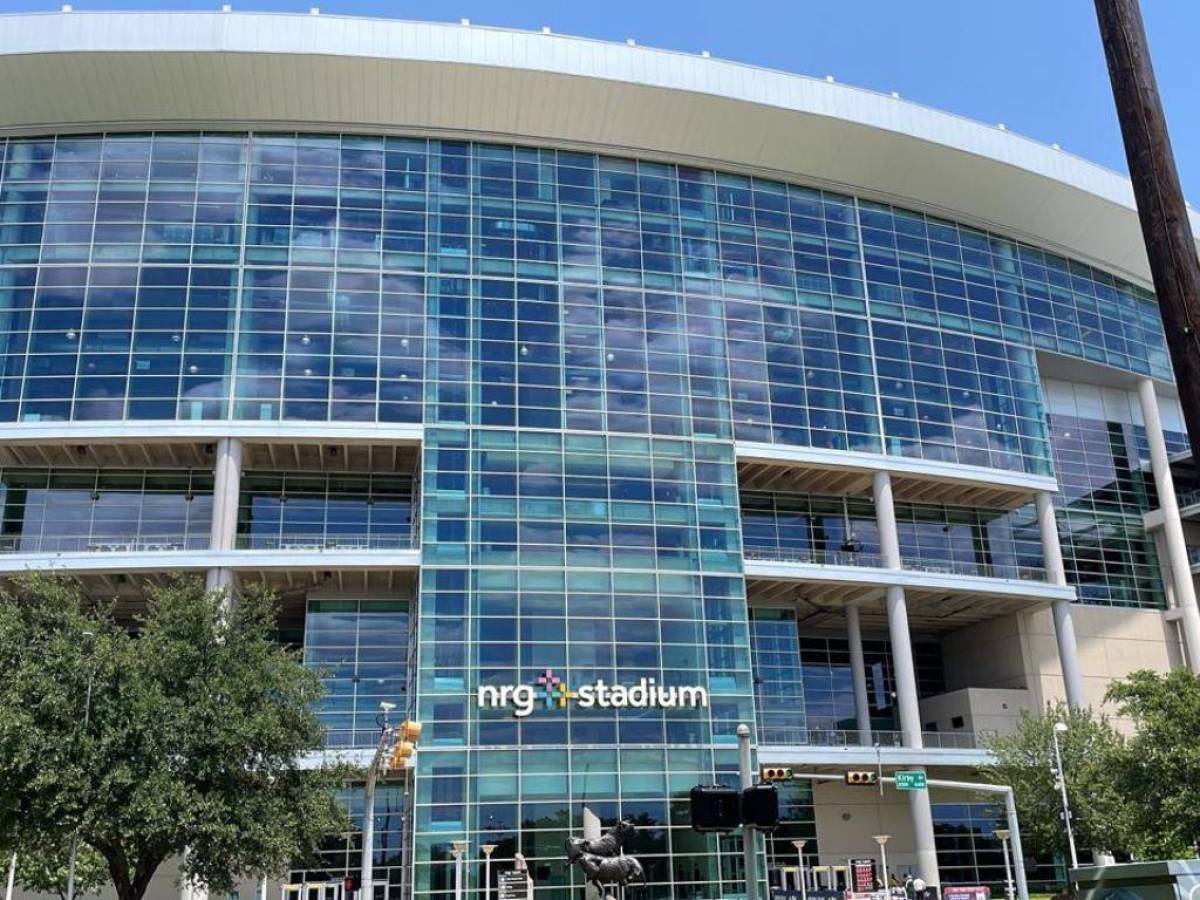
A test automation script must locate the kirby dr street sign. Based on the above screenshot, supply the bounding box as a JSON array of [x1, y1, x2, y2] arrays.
[[895, 770, 928, 791]]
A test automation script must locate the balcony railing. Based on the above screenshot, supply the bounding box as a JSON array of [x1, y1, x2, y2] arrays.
[[742, 545, 1045, 581], [0, 532, 419, 554], [759, 726, 985, 751], [742, 546, 883, 567], [0, 534, 210, 554], [234, 532, 419, 551], [1178, 489, 1200, 512]]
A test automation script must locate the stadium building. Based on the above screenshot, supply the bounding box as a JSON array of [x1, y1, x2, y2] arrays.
[[2, 10, 1200, 900]]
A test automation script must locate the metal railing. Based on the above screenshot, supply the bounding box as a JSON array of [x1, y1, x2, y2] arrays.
[[0, 532, 418, 554], [742, 544, 1046, 582], [759, 726, 985, 750], [234, 532, 418, 551], [1177, 489, 1200, 512], [742, 546, 883, 567], [0, 534, 210, 554]]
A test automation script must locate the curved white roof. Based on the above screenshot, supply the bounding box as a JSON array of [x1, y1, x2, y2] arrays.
[[0, 9, 1197, 284]]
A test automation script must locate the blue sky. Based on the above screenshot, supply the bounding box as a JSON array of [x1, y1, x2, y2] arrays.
[[3, 0, 1198, 201]]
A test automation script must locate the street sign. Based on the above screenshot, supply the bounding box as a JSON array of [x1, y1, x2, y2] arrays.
[[497, 871, 531, 900], [894, 770, 928, 791]]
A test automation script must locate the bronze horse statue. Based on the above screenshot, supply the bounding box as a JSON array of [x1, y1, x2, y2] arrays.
[[564, 838, 646, 895]]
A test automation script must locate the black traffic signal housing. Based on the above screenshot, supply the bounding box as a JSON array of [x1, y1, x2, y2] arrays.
[[844, 770, 879, 786], [760, 766, 793, 782], [689, 784, 741, 833], [742, 783, 780, 830]]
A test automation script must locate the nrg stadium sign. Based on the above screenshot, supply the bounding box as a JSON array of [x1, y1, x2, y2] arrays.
[[477, 668, 709, 718]]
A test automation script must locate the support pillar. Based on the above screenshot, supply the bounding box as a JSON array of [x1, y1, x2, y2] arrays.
[[1035, 492, 1087, 708], [206, 437, 242, 594], [845, 603, 873, 746], [1137, 378, 1200, 672], [872, 471, 940, 890]]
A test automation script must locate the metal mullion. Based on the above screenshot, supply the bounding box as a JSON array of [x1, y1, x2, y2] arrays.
[[227, 134, 252, 421]]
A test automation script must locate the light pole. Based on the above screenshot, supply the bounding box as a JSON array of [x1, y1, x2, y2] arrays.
[[480, 844, 496, 900], [995, 829, 1014, 900], [1050, 721, 1079, 870], [791, 839, 808, 900], [66, 630, 97, 900], [872, 835, 891, 892], [451, 841, 468, 900], [362, 702, 397, 900], [736, 723, 760, 900]]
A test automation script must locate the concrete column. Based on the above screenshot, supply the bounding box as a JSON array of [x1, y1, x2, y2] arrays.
[[845, 603, 873, 746], [1036, 491, 1087, 708], [206, 437, 243, 594], [872, 471, 940, 890], [1137, 378, 1200, 672]]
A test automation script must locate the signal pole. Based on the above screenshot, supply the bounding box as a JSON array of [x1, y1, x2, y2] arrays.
[[1093, 0, 1200, 463], [736, 724, 759, 900]]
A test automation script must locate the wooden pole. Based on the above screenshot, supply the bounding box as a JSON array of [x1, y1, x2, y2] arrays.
[[1093, 0, 1200, 464]]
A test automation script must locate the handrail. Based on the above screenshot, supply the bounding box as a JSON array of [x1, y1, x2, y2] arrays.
[[758, 726, 984, 750], [0, 532, 418, 554], [742, 544, 1046, 581], [234, 532, 418, 551], [0, 534, 210, 554]]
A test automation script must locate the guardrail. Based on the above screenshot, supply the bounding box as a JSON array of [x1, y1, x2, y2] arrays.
[[742, 545, 1046, 581], [1178, 489, 1200, 512], [0, 534, 210, 554], [234, 533, 418, 551], [0, 532, 419, 554], [759, 727, 985, 750]]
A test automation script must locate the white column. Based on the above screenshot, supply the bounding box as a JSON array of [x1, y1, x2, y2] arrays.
[[845, 603, 873, 745], [1137, 378, 1200, 672], [205, 437, 243, 593], [1035, 492, 1087, 708], [872, 471, 940, 890]]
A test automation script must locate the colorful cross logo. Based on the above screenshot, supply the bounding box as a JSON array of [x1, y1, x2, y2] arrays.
[[536, 667, 576, 709]]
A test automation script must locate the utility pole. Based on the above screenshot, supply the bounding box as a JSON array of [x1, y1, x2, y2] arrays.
[[1093, 0, 1200, 464]]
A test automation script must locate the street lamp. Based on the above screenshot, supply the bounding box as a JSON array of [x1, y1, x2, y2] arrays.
[[480, 844, 497, 900], [791, 839, 808, 900], [66, 630, 97, 900], [1050, 721, 1079, 870], [450, 841, 468, 900], [872, 835, 891, 892], [995, 829, 1014, 900]]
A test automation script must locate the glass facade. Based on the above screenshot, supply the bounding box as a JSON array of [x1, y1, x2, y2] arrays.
[[0, 128, 1186, 898], [741, 490, 1045, 580], [238, 472, 416, 549], [0, 467, 212, 552], [304, 599, 413, 749]]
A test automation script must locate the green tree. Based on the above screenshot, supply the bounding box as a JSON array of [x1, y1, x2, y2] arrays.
[[6, 837, 110, 900], [0, 576, 356, 900], [983, 703, 1132, 859], [1106, 669, 1200, 859]]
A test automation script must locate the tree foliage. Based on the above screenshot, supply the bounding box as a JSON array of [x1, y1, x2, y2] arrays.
[[6, 837, 110, 900], [983, 702, 1132, 859], [1105, 669, 1200, 859], [0, 575, 356, 900]]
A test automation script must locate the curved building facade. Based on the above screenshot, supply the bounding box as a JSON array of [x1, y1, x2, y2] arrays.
[[3, 11, 1200, 900]]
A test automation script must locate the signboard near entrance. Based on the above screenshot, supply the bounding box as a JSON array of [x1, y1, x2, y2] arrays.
[[498, 871, 531, 900], [849, 859, 876, 892], [895, 770, 928, 791]]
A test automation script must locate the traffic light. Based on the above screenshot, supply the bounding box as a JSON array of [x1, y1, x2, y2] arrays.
[[844, 770, 879, 786], [741, 784, 780, 830], [760, 766, 793, 782], [689, 784, 741, 833], [386, 720, 422, 771]]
